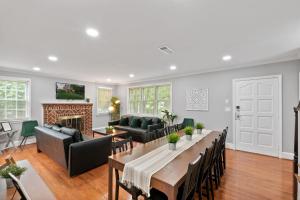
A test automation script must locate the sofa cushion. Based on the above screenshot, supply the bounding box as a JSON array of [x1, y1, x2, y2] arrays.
[[114, 125, 146, 134], [129, 117, 141, 128], [120, 117, 129, 126], [61, 127, 83, 142], [44, 123, 53, 129], [152, 117, 161, 125], [52, 126, 61, 132], [141, 118, 152, 129]]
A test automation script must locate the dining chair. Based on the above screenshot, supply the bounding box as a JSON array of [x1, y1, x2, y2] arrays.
[[19, 120, 38, 148], [167, 125, 178, 134], [197, 141, 217, 200], [178, 118, 194, 130], [112, 137, 143, 200], [211, 135, 223, 189], [148, 154, 205, 200], [220, 127, 228, 171]]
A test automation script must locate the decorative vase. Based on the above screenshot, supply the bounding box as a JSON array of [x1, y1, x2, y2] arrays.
[[86, 98, 90, 103], [186, 135, 192, 141], [197, 129, 202, 134], [169, 143, 176, 150]]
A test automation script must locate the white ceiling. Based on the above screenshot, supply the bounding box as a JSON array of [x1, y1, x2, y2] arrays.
[[0, 0, 300, 84]]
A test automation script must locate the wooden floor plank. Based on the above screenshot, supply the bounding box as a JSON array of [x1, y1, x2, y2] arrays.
[[0, 144, 293, 200]]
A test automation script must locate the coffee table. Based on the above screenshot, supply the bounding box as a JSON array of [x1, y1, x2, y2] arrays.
[[92, 128, 128, 141]]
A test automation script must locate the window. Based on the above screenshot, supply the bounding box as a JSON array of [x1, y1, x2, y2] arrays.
[[128, 84, 171, 116], [0, 77, 31, 120], [97, 87, 112, 113]]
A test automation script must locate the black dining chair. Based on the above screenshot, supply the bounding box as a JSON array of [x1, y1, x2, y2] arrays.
[[211, 134, 223, 189], [220, 127, 228, 172], [167, 125, 178, 134], [148, 127, 167, 142], [197, 141, 217, 200], [112, 137, 143, 200], [148, 154, 205, 200]]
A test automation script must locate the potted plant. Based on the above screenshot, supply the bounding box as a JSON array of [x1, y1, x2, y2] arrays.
[[161, 110, 177, 127], [184, 126, 194, 141], [195, 123, 205, 134], [0, 164, 26, 188], [167, 132, 180, 150], [105, 126, 114, 133]]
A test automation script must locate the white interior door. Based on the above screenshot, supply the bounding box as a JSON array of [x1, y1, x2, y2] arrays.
[[234, 75, 281, 157]]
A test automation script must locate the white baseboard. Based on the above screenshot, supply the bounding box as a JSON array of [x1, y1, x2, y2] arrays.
[[225, 143, 235, 150], [279, 152, 294, 160]]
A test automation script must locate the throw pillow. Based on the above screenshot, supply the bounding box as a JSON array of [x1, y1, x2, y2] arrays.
[[44, 123, 53, 129], [141, 118, 152, 129], [130, 117, 141, 128], [61, 127, 83, 142], [152, 118, 161, 125], [52, 126, 61, 132], [120, 117, 129, 126]]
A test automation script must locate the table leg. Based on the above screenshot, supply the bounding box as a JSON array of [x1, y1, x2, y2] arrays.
[[108, 159, 113, 200], [5, 132, 16, 148], [165, 187, 178, 200]]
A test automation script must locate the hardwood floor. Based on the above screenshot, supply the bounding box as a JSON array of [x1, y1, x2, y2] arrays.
[[0, 144, 293, 200]]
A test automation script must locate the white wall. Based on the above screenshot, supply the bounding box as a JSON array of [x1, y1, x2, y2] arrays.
[[117, 60, 300, 153], [0, 69, 116, 145]]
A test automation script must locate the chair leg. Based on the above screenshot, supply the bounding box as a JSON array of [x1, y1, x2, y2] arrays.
[[205, 178, 210, 200], [209, 171, 214, 200], [115, 183, 119, 200], [213, 164, 218, 189], [223, 150, 226, 169], [19, 137, 26, 148], [24, 137, 28, 146]]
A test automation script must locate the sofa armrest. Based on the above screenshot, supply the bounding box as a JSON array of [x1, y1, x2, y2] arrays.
[[68, 135, 112, 177], [108, 120, 120, 126], [147, 123, 163, 132]]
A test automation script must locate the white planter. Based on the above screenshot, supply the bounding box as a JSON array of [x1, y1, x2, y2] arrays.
[[197, 129, 202, 134], [186, 135, 192, 141], [169, 143, 177, 150]]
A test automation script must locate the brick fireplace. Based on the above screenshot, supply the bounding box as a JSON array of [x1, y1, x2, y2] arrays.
[[42, 103, 93, 135]]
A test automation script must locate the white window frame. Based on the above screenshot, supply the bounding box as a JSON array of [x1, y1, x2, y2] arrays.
[[97, 86, 113, 114], [127, 82, 172, 116], [0, 76, 31, 121]]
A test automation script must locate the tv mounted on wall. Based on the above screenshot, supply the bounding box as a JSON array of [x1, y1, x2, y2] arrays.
[[56, 82, 85, 100]]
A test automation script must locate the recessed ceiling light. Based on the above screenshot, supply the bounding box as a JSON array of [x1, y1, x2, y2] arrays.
[[32, 67, 40, 71], [222, 55, 232, 61], [48, 55, 58, 62], [106, 78, 111, 82], [86, 28, 99, 38], [129, 74, 135, 78], [170, 65, 177, 70]]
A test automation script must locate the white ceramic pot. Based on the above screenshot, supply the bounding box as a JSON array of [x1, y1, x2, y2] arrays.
[[169, 143, 177, 150], [186, 135, 192, 141], [197, 129, 202, 134]]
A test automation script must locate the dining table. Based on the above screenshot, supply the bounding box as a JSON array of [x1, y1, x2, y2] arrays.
[[108, 129, 221, 200]]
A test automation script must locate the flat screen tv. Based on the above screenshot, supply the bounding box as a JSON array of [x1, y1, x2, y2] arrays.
[[56, 82, 85, 100]]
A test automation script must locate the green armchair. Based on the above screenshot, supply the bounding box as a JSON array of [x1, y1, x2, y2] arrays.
[[178, 118, 194, 130], [19, 120, 38, 147]]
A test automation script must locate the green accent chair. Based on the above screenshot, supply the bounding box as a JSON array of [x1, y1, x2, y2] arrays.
[[19, 120, 38, 147], [178, 118, 194, 130]]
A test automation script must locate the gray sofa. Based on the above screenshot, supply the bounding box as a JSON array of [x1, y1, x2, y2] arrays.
[[108, 115, 163, 143], [35, 125, 112, 177]]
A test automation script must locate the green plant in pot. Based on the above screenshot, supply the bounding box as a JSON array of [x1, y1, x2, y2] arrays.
[[161, 110, 177, 127], [195, 123, 205, 134], [0, 164, 26, 188], [184, 126, 194, 141], [105, 126, 114, 133], [167, 132, 180, 150]]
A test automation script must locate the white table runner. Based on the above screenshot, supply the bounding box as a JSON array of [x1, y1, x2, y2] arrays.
[[121, 129, 213, 196]]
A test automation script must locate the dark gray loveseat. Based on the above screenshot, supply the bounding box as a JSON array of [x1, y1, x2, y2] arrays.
[[108, 115, 163, 143], [35, 126, 112, 177]]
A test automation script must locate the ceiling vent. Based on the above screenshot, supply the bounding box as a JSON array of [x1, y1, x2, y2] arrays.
[[159, 46, 174, 54]]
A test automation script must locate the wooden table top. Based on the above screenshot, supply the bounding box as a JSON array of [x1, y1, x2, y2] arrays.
[[93, 128, 127, 136], [0, 160, 56, 200], [109, 130, 221, 188]]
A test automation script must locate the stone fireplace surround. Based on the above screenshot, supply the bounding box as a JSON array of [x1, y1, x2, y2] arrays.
[[42, 103, 93, 135]]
